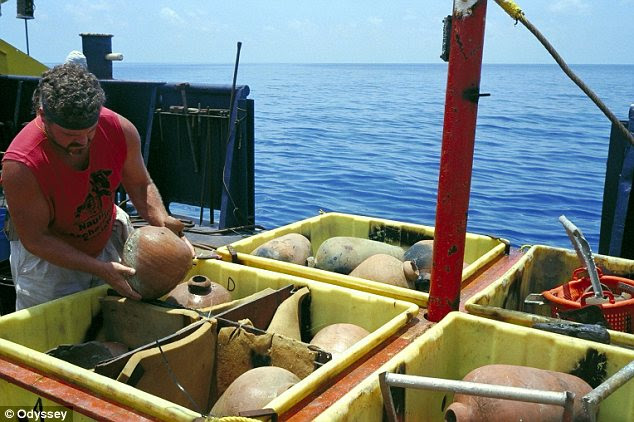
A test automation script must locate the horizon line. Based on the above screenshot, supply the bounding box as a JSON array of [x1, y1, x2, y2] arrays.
[[44, 61, 634, 66]]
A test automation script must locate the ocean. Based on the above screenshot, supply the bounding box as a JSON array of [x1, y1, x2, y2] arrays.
[[114, 63, 634, 250]]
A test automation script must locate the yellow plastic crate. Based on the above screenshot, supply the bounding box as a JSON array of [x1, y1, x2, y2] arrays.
[[317, 312, 634, 421], [217, 212, 508, 306], [0, 259, 418, 421], [465, 245, 634, 348]]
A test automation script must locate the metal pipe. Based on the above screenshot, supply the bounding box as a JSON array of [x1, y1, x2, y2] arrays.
[[582, 359, 634, 422], [105, 53, 123, 61], [380, 372, 575, 422], [219, 42, 244, 228], [227, 41, 243, 132], [199, 117, 211, 225], [178, 83, 199, 173], [24, 19, 30, 56], [428, 0, 489, 322]]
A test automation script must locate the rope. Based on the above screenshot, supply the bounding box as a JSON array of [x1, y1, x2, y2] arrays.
[[493, 0, 634, 147], [495, 0, 523, 21], [154, 339, 205, 416]]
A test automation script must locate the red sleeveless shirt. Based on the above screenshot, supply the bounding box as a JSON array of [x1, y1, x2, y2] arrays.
[[3, 107, 127, 257]]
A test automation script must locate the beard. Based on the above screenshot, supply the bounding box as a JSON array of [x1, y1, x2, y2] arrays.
[[44, 126, 92, 156]]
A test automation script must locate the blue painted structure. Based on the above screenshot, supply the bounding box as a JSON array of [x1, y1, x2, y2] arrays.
[[599, 104, 634, 258], [81, 33, 116, 80]]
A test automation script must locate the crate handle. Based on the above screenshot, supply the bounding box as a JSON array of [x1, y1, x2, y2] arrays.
[[560, 215, 603, 301], [582, 359, 634, 422], [378, 371, 575, 422]]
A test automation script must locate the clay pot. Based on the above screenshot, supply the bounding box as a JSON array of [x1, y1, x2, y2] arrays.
[[210, 366, 300, 416], [349, 254, 413, 289], [165, 275, 232, 309], [314, 237, 405, 274], [404, 240, 434, 272], [122, 226, 192, 299], [445, 364, 594, 422], [402, 260, 420, 284], [309, 323, 370, 357], [252, 233, 312, 265]]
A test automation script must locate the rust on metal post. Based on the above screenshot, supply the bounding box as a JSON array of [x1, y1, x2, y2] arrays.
[[428, 0, 488, 322]]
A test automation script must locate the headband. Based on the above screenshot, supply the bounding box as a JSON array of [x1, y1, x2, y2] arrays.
[[41, 96, 101, 130]]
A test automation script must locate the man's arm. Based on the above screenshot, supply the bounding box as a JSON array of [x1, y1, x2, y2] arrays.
[[1, 160, 141, 299], [118, 115, 195, 253]]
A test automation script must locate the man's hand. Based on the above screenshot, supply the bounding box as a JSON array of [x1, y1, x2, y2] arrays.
[[97, 261, 142, 300], [163, 215, 185, 236], [164, 216, 196, 257]]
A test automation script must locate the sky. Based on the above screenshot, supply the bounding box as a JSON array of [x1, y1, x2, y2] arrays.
[[0, 0, 632, 65]]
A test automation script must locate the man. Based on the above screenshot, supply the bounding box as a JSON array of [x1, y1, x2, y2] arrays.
[[2, 63, 192, 310]]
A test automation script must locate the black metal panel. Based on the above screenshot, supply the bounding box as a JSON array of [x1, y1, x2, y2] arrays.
[[599, 106, 634, 258], [0, 75, 39, 152], [147, 108, 228, 213], [220, 86, 251, 228], [599, 123, 626, 254], [99, 80, 164, 164], [609, 144, 634, 257], [147, 83, 254, 228], [245, 98, 255, 225]]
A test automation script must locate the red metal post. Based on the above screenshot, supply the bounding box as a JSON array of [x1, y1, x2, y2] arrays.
[[428, 0, 488, 322]]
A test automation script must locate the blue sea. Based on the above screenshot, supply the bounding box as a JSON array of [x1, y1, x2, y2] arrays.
[[114, 63, 634, 250]]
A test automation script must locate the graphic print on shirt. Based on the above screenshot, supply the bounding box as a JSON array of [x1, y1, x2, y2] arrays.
[[74, 169, 113, 240]]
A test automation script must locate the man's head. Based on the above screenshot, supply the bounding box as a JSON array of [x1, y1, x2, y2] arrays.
[[35, 63, 105, 130], [34, 64, 105, 156]]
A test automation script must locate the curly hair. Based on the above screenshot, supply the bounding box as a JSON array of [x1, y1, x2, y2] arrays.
[[33, 63, 106, 129]]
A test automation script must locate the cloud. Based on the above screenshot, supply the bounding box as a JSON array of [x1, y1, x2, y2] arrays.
[[367, 17, 383, 26], [402, 13, 418, 22], [88, 1, 112, 12], [288, 19, 316, 31], [549, 0, 590, 13], [59, 0, 131, 29], [63, 1, 114, 22], [160, 7, 185, 25], [181, 10, 221, 34]]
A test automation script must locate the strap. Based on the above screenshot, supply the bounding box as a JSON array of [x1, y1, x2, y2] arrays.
[[226, 245, 241, 264]]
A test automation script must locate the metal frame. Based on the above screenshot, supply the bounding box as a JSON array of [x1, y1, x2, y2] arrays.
[[582, 359, 634, 422], [379, 360, 634, 422], [379, 372, 574, 422]]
